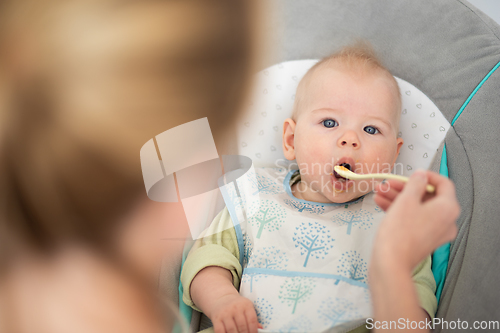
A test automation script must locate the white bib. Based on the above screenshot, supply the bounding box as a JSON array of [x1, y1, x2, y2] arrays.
[[220, 167, 385, 332]]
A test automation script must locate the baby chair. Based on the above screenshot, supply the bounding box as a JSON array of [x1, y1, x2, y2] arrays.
[[162, 1, 500, 332]]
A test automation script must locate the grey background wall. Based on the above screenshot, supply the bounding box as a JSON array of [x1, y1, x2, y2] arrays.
[[468, 0, 500, 24]]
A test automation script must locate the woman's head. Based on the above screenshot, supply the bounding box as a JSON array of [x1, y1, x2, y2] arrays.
[[0, 0, 258, 270]]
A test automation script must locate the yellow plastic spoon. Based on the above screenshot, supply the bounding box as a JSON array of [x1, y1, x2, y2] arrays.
[[333, 165, 435, 193]]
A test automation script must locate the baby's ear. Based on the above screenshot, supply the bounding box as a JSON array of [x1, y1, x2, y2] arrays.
[[396, 137, 404, 156], [282, 118, 296, 160], [394, 137, 404, 163]]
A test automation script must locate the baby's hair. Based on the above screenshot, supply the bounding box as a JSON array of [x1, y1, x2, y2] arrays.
[[292, 40, 401, 121], [319, 40, 386, 72]]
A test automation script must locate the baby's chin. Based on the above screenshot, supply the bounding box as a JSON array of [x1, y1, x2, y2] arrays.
[[325, 186, 371, 204], [329, 193, 363, 204]]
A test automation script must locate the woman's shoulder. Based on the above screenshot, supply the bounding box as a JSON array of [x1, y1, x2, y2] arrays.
[[0, 248, 164, 333]]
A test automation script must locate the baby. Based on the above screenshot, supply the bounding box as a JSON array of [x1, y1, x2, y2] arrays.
[[181, 43, 437, 333]]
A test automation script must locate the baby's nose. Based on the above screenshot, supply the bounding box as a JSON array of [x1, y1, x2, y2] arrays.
[[340, 140, 358, 148], [338, 132, 360, 148]]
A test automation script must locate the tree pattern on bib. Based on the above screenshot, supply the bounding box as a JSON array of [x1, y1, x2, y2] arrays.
[[249, 247, 289, 270], [332, 209, 373, 235], [245, 247, 289, 292], [293, 222, 334, 267], [242, 233, 253, 267], [337, 250, 368, 283], [283, 199, 326, 214], [248, 199, 286, 239], [254, 298, 274, 327], [278, 315, 313, 333], [278, 277, 316, 314], [318, 297, 360, 327], [247, 172, 283, 195]]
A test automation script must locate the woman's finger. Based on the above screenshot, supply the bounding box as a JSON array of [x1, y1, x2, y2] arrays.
[[374, 182, 390, 195], [375, 184, 402, 202], [384, 179, 406, 192], [398, 171, 428, 202], [425, 170, 457, 197], [373, 193, 392, 211], [421, 171, 460, 205], [374, 180, 404, 198]]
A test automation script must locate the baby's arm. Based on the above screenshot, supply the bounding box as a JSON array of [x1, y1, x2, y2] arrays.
[[191, 266, 260, 333], [181, 207, 262, 333]]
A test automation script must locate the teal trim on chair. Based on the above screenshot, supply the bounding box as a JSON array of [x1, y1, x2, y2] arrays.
[[438, 145, 449, 178], [432, 60, 500, 306], [433, 146, 449, 304], [432, 242, 451, 304], [451, 61, 500, 126]]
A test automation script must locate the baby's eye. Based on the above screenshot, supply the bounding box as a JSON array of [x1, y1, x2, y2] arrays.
[[322, 119, 338, 128], [364, 126, 379, 135]]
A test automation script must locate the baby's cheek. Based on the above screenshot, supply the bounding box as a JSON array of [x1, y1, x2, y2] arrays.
[[374, 148, 398, 172], [298, 145, 323, 166]]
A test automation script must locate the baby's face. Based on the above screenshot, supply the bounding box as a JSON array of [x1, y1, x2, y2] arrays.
[[283, 67, 404, 203]]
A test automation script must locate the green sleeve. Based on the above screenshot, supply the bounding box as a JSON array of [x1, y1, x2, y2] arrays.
[[412, 255, 437, 319], [180, 207, 241, 312]]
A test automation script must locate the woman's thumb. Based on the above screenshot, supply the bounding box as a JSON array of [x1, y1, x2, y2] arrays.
[[401, 170, 428, 200]]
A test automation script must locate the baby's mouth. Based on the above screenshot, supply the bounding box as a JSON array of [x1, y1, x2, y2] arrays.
[[333, 163, 352, 181], [331, 157, 356, 192]]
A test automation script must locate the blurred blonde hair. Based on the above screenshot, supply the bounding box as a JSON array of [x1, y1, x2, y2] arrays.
[[0, 0, 260, 270], [292, 40, 401, 120]]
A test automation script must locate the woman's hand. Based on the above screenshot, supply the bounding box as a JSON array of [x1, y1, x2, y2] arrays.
[[369, 171, 460, 332], [373, 170, 460, 272]]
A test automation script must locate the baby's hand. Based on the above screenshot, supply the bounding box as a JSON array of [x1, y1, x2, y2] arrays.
[[209, 294, 262, 333]]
